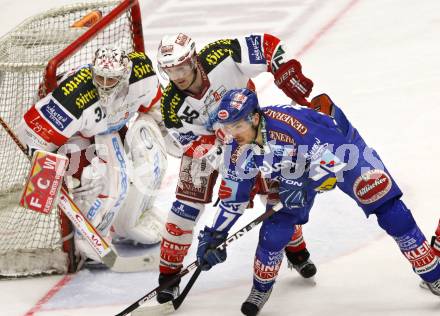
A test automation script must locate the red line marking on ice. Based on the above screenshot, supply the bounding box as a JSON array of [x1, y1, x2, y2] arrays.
[[295, 0, 361, 58], [24, 275, 73, 316]]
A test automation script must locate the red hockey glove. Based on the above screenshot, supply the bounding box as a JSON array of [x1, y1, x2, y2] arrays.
[[432, 219, 440, 257], [274, 59, 313, 107]]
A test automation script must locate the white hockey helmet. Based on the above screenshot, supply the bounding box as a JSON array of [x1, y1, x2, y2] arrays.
[[157, 33, 196, 80], [92, 47, 132, 99]]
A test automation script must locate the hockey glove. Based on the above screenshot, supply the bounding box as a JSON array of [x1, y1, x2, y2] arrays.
[[197, 226, 228, 271], [274, 59, 313, 107]]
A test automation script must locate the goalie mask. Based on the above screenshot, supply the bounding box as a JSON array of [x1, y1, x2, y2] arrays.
[[92, 47, 132, 100], [157, 33, 197, 81]]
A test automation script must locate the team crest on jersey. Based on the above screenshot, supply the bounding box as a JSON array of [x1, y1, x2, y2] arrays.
[[353, 169, 392, 204]]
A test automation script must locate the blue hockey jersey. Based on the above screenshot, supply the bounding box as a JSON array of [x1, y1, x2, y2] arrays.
[[213, 98, 402, 230]]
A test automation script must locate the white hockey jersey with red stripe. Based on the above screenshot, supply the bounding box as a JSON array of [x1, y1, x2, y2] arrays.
[[161, 33, 294, 147], [18, 52, 161, 152]]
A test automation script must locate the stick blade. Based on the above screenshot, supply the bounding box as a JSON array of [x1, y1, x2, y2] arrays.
[[132, 302, 175, 315], [109, 253, 158, 272]]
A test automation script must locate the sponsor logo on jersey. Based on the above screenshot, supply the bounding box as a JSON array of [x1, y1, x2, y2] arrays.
[[304, 137, 327, 161], [314, 177, 337, 192], [264, 108, 308, 135], [75, 88, 98, 110], [353, 169, 392, 204], [269, 130, 295, 144], [59, 67, 93, 97], [40, 99, 73, 131], [205, 46, 234, 66], [132, 61, 154, 79], [198, 39, 242, 73], [162, 85, 184, 126], [245, 35, 266, 64], [172, 131, 198, 146], [128, 52, 155, 83], [309, 149, 346, 181], [204, 85, 227, 110], [24, 107, 67, 146]]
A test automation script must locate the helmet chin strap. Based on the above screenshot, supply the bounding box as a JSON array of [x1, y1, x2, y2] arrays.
[[185, 64, 199, 91]]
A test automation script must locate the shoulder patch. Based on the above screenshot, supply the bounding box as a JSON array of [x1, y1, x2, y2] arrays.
[[198, 38, 242, 73], [52, 67, 98, 119], [161, 83, 186, 129], [128, 52, 156, 84]]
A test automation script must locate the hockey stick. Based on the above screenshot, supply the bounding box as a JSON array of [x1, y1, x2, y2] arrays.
[[130, 267, 202, 316], [117, 202, 284, 316], [0, 116, 156, 273]]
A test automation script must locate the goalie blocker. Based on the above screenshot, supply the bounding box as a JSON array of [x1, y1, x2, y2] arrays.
[[20, 150, 68, 214]]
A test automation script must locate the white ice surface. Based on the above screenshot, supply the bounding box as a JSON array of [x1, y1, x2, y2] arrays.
[[1, 0, 440, 315]]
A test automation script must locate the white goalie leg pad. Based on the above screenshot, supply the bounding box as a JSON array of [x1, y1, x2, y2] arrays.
[[112, 113, 168, 244], [74, 132, 130, 262]]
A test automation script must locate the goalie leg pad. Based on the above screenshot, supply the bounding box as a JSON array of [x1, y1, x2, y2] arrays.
[[376, 198, 440, 282], [112, 114, 168, 245]]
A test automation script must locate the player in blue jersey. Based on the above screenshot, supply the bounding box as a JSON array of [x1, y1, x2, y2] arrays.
[[196, 88, 440, 315]]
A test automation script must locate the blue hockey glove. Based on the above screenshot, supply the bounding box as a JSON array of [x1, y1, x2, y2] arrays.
[[197, 226, 228, 271], [279, 179, 307, 210]]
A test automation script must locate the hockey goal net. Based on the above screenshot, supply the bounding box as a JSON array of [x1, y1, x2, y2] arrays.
[[0, 0, 144, 278]]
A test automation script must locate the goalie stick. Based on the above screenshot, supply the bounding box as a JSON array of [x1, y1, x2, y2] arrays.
[[0, 116, 157, 273], [116, 202, 284, 316]]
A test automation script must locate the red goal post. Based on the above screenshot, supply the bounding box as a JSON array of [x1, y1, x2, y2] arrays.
[[0, 0, 144, 278]]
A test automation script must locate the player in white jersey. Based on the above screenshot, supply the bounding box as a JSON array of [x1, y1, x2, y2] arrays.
[[17, 47, 168, 265], [155, 33, 319, 303]]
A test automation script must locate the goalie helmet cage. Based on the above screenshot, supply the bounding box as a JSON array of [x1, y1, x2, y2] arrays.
[[0, 0, 144, 278]]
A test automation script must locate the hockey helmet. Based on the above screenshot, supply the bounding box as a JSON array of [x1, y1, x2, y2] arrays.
[[92, 47, 132, 99], [157, 33, 196, 80], [217, 88, 260, 125]]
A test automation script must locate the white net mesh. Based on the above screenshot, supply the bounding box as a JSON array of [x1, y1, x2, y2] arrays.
[[0, 0, 140, 278]]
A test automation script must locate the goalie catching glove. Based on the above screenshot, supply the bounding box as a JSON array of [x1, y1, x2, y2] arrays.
[[274, 59, 313, 107]]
